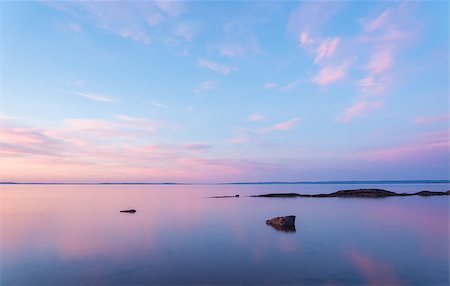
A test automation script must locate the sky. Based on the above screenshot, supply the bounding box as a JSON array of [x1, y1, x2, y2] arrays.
[[0, 1, 448, 183]]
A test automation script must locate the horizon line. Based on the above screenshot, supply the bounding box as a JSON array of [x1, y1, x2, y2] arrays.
[[1, 179, 449, 185]]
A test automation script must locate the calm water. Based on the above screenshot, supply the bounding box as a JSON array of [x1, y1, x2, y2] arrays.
[[1, 184, 449, 285]]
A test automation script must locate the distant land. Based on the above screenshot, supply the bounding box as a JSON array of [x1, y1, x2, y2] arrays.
[[0, 180, 449, 185]]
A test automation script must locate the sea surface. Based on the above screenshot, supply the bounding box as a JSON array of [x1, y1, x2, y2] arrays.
[[1, 183, 449, 285]]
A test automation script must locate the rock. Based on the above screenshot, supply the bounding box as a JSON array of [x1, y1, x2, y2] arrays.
[[120, 209, 136, 213], [252, 189, 450, 198], [266, 216, 296, 232], [327, 189, 398, 198], [209, 194, 240, 198], [415, 191, 450, 196], [252, 193, 301, 197]]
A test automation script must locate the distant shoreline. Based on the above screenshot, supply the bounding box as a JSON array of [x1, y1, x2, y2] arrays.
[[1, 180, 449, 185]]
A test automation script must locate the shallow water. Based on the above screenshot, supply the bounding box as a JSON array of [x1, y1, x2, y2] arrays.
[[1, 184, 449, 285]]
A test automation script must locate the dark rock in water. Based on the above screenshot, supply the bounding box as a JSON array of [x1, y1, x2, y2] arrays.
[[252, 193, 301, 198], [120, 209, 136, 213], [327, 189, 398, 198], [266, 215, 296, 232], [209, 194, 240, 198], [415, 191, 450, 196], [268, 223, 296, 232], [253, 189, 450, 198]]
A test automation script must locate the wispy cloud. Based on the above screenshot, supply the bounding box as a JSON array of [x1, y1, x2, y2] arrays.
[[210, 18, 262, 58], [45, 1, 189, 46], [216, 43, 245, 57], [197, 59, 237, 75], [1, 117, 265, 182], [263, 82, 277, 89], [150, 100, 169, 108], [288, 2, 343, 37], [362, 9, 391, 32], [299, 32, 313, 47], [66, 22, 82, 32], [230, 128, 254, 144], [193, 81, 217, 94], [74, 92, 113, 103], [414, 114, 450, 124], [358, 75, 389, 96], [278, 79, 302, 92], [365, 47, 395, 75], [261, 118, 301, 133], [312, 62, 348, 86], [314, 37, 340, 63], [249, 113, 264, 122], [358, 130, 448, 162], [172, 22, 198, 41], [338, 101, 383, 123], [181, 143, 213, 151], [357, 4, 416, 98], [154, 1, 184, 17], [338, 101, 368, 123]]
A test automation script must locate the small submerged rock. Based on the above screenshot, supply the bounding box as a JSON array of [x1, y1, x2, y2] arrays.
[[266, 215, 296, 232], [120, 209, 136, 213]]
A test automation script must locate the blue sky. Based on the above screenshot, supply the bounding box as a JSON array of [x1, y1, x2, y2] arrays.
[[1, 1, 448, 182]]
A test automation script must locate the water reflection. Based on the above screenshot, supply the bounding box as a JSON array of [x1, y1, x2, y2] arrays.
[[0, 184, 448, 285], [347, 248, 399, 285], [266, 223, 296, 232]]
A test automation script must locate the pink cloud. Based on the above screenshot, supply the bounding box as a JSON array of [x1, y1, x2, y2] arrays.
[[172, 22, 198, 41], [314, 37, 340, 63], [365, 48, 395, 74], [358, 131, 448, 162], [414, 114, 450, 124], [193, 81, 217, 94], [338, 101, 368, 123], [263, 82, 277, 89], [363, 9, 391, 32], [288, 2, 343, 38], [181, 143, 213, 151], [197, 59, 237, 75], [218, 44, 244, 57], [358, 76, 376, 88], [249, 113, 263, 122], [262, 118, 301, 133], [64, 118, 116, 130], [2, 118, 277, 183], [74, 91, 113, 103], [299, 32, 312, 47], [312, 62, 348, 86], [278, 79, 302, 92], [66, 22, 82, 32], [358, 75, 388, 96]]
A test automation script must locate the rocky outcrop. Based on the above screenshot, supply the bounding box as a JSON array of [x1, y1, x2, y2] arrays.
[[120, 209, 136, 213], [415, 190, 450, 196], [253, 193, 300, 198], [252, 189, 450, 198], [326, 189, 398, 197], [266, 215, 296, 232], [209, 194, 240, 198]]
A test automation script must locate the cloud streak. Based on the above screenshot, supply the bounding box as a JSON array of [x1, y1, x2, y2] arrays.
[[312, 63, 348, 86], [314, 37, 340, 63], [193, 81, 217, 94], [197, 59, 237, 75], [74, 92, 113, 103], [262, 118, 301, 133]]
